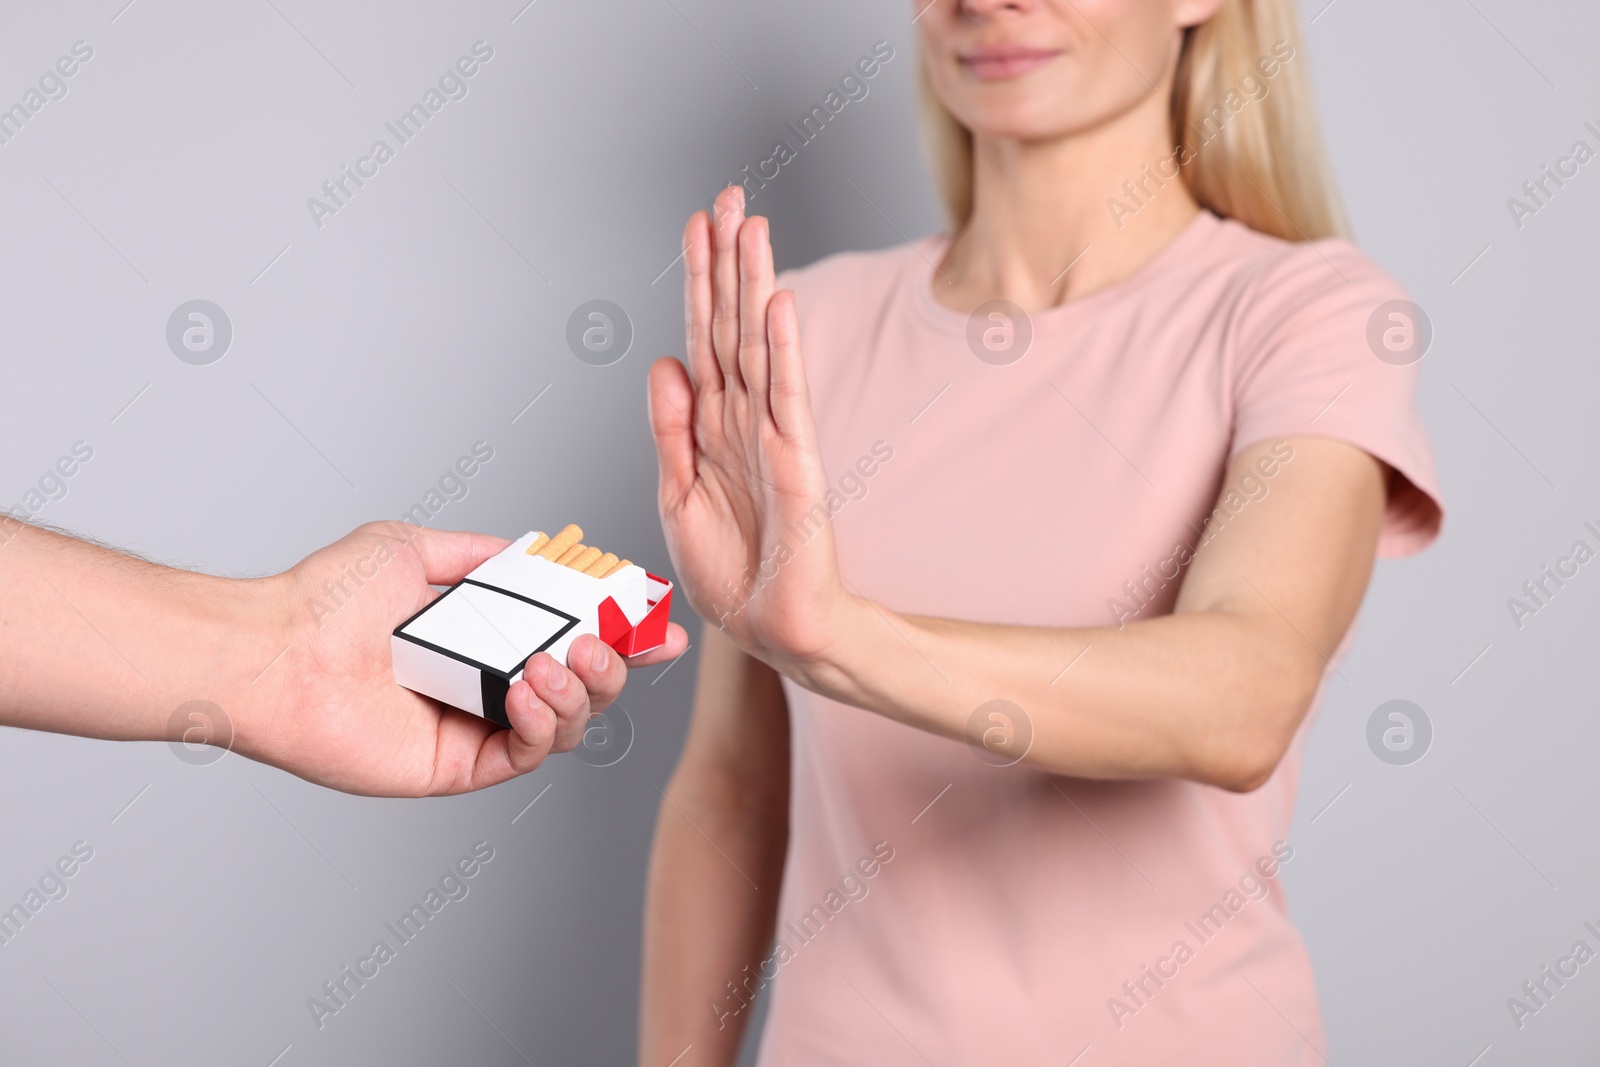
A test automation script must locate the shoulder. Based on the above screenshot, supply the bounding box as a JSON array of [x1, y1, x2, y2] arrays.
[[1202, 218, 1408, 347], [1206, 219, 1442, 555]]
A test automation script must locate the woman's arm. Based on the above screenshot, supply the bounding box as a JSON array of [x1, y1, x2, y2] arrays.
[[0, 518, 687, 796], [649, 187, 1386, 794], [796, 436, 1384, 791], [641, 625, 791, 1067]]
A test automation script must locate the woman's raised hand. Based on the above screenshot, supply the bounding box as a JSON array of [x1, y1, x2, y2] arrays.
[[648, 187, 849, 670]]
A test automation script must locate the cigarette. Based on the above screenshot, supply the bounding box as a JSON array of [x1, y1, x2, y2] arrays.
[[524, 532, 550, 556], [584, 552, 619, 576], [566, 546, 603, 572], [600, 558, 631, 578], [537, 524, 582, 561], [556, 543, 587, 565]]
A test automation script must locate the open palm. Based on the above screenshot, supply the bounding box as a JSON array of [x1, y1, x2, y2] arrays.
[[648, 188, 847, 669]]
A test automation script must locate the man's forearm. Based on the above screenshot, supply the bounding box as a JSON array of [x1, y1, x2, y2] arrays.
[[640, 775, 788, 1066], [0, 522, 286, 742]]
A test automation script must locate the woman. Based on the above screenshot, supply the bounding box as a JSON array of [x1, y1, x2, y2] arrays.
[[641, 0, 1441, 1062]]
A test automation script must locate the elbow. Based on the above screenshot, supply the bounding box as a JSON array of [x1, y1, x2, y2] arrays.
[[1207, 662, 1323, 794], [1216, 741, 1287, 795]]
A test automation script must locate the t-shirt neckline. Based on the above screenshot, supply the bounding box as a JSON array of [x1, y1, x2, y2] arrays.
[[908, 209, 1220, 333]]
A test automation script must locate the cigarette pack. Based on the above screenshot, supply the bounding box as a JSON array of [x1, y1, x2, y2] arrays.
[[390, 531, 673, 725]]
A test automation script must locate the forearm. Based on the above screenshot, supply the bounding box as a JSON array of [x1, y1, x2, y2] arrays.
[[793, 595, 1321, 791], [641, 771, 788, 1066], [0, 521, 288, 741]]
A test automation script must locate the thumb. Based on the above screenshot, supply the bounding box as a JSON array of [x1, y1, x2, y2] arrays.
[[399, 525, 512, 586], [648, 357, 697, 510]]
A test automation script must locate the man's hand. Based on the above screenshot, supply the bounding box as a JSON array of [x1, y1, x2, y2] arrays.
[[0, 518, 686, 798], [236, 522, 688, 796]]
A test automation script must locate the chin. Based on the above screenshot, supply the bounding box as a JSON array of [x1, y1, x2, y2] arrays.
[[951, 98, 1075, 144]]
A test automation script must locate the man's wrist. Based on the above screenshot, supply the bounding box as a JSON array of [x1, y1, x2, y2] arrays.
[[210, 572, 303, 754]]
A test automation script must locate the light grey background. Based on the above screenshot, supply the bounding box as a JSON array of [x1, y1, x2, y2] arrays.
[[0, 0, 1595, 1064]]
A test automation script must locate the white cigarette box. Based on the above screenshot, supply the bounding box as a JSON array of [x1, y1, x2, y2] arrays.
[[391, 532, 673, 725]]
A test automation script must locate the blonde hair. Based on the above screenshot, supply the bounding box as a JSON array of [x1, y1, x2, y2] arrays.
[[915, 0, 1348, 242]]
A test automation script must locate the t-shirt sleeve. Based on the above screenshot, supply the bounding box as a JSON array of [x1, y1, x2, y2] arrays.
[[1229, 240, 1443, 558]]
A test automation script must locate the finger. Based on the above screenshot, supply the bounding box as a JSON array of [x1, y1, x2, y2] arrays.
[[682, 210, 720, 394], [427, 624, 685, 795], [404, 526, 513, 585], [566, 633, 628, 715], [502, 682, 558, 772], [485, 683, 560, 780], [710, 185, 746, 387], [417, 706, 537, 795], [648, 357, 697, 509], [623, 621, 690, 669], [737, 216, 777, 409], [523, 651, 593, 753], [767, 289, 818, 445]]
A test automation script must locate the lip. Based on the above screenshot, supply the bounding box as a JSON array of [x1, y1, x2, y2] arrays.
[[957, 45, 1061, 81]]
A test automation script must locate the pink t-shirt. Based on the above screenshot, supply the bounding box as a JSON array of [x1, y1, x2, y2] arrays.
[[751, 211, 1442, 1065]]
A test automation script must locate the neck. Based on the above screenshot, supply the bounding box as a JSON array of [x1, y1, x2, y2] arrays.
[[935, 91, 1201, 314]]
